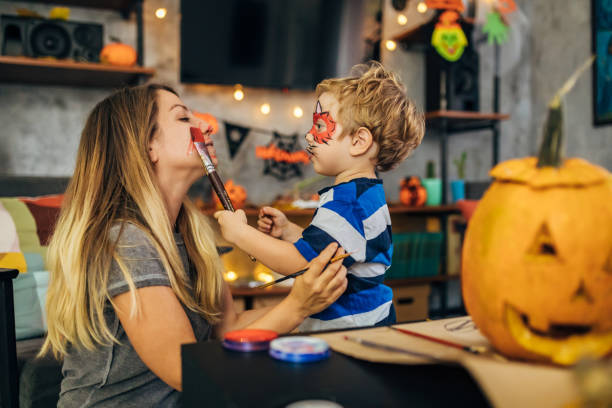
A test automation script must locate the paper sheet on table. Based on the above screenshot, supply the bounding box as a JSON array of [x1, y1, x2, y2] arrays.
[[312, 316, 578, 408]]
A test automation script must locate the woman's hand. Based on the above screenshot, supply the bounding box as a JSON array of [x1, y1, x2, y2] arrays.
[[257, 206, 288, 239], [214, 209, 248, 244], [286, 242, 348, 319]]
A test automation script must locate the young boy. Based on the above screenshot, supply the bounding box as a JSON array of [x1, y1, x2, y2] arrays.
[[215, 62, 425, 331]]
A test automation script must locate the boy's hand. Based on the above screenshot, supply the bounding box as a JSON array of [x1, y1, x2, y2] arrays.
[[257, 206, 288, 239], [214, 209, 248, 244]]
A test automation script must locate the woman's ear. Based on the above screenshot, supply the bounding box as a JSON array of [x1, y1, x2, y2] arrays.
[[349, 127, 374, 156], [148, 136, 160, 164]]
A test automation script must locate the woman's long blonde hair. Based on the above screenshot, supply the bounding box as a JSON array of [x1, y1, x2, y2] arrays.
[[41, 84, 225, 358]]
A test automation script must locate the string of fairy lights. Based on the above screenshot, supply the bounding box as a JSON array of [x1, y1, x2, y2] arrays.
[[152, 3, 431, 120]]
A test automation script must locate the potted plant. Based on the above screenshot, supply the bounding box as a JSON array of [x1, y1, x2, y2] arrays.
[[451, 151, 466, 202], [422, 160, 442, 206]]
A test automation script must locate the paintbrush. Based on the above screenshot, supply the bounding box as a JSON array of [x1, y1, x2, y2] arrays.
[[257, 252, 351, 289], [343, 335, 445, 362], [390, 326, 484, 355], [190, 126, 256, 261]]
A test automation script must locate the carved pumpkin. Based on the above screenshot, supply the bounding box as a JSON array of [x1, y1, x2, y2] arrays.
[[400, 176, 427, 207], [100, 42, 137, 67], [462, 63, 612, 365], [214, 179, 247, 210]]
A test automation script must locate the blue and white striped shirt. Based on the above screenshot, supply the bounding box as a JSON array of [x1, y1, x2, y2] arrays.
[[294, 178, 394, 331]]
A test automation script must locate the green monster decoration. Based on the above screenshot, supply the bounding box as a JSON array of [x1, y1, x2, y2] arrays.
[[483, 11, 509, 45], [431, 10, 468, 62]]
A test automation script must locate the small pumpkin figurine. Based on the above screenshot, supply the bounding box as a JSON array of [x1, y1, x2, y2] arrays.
[[400, 176, 427, 207], [100, 37, 137, 67], [462, 59, 612, 366], [214, 179, 247, 210]]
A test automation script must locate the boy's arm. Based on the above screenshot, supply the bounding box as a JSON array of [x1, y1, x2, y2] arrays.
[[234, 225, 308, 275], [215, 210, 308, 275], [280, 222, 304, 243]]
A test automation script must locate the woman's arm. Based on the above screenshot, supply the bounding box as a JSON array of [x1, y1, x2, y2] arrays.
[[214, 243, 347, 338], [113, 286, 195, 391]]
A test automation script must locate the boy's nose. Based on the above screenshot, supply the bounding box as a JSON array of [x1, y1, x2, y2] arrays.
[[305, 132, 314, 143]]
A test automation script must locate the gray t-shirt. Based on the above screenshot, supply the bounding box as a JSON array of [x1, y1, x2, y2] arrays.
[[58, 223, 212, 407]]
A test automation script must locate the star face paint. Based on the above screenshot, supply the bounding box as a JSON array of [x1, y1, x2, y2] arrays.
[[308, 100, 336, 144]]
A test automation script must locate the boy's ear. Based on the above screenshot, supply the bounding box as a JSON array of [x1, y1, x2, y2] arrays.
[[349, 127, 374, 156]]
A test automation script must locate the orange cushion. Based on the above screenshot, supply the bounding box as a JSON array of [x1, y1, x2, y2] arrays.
[[19, 194, 64, 246]]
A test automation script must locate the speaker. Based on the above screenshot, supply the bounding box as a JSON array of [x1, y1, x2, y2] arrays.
[[425, 44, 480, 112], [1, 15, 103, 62]]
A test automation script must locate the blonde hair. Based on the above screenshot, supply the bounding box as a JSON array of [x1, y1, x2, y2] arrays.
[[316, 61, 425, 172], [41, 85, 225, 358]]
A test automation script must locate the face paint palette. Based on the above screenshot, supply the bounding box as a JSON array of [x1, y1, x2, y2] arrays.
[[222, 329, 278, 352], [269, 337, 331, 363]]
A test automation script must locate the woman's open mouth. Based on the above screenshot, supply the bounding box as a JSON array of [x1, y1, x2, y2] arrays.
[[504, 304, 612, 365]]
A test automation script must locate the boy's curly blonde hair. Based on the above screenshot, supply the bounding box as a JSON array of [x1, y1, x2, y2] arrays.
[[316, 61, 425, 172]]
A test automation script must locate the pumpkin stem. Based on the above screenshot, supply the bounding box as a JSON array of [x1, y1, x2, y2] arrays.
[[537, 56, 595, 168]]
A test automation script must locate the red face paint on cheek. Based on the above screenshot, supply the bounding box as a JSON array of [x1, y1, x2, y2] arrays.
[[308, 101, 336, 144]]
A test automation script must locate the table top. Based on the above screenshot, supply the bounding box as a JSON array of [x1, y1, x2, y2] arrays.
[[181, 331, 490, 408]]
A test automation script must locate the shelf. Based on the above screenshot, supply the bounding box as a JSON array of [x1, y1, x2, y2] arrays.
[[18, 0, 138, 14], [230, 286, 291, 297], [229, 275, 459, 298], [0, 56, 155, 87], [385, 275, 460, 286], [426, 110, 510, 134], [202, 204, 459, 217]]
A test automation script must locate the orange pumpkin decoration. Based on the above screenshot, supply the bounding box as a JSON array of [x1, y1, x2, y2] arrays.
[[462, 62, 612, 365], [194, 112, 219, 134], [399, 176, 427, 207], [100, 42, 137, 67], [214, 179, 247, 210]]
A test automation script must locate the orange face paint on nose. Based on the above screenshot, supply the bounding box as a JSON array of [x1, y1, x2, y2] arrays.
[[308, 100, 336, 144]]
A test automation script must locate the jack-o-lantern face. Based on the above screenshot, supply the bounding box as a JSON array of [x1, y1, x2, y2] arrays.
[[462, 158, 612, 365]]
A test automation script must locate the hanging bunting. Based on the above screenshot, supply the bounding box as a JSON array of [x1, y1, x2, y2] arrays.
[[431, 10, 468, 61], [255, 132, 309, 181], [426, 0, 464, 13], [481, 0, 517, 46], [483, 11, 509, 45], [224, 122, 250, 159]]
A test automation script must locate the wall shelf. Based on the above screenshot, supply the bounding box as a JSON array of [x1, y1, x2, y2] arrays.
[[0, 56, 154, 87], [426, 110, 510, 134], [17, 0, 138, 16]]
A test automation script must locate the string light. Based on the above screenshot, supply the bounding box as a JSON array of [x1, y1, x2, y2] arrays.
[[385, 40, 397, 51], [233, 85, 244, 101], [255, 271, 274, 283], [224, 271, 238, 281], [260, 103, 271, 115], [417, 1, 428, 13], [155, 8, 167, 19], [293, 106, 303, 118], [397, 14, 408, 25]]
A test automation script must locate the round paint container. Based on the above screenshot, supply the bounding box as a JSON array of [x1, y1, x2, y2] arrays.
[[222, 329, 278, 352], [269, 337, 331, 363]]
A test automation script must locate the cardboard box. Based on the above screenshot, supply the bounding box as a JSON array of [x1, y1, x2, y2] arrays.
[[392, 284, 430, 323]]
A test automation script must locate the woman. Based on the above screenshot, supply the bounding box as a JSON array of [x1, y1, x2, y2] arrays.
[[41, 84, 348, 407]]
